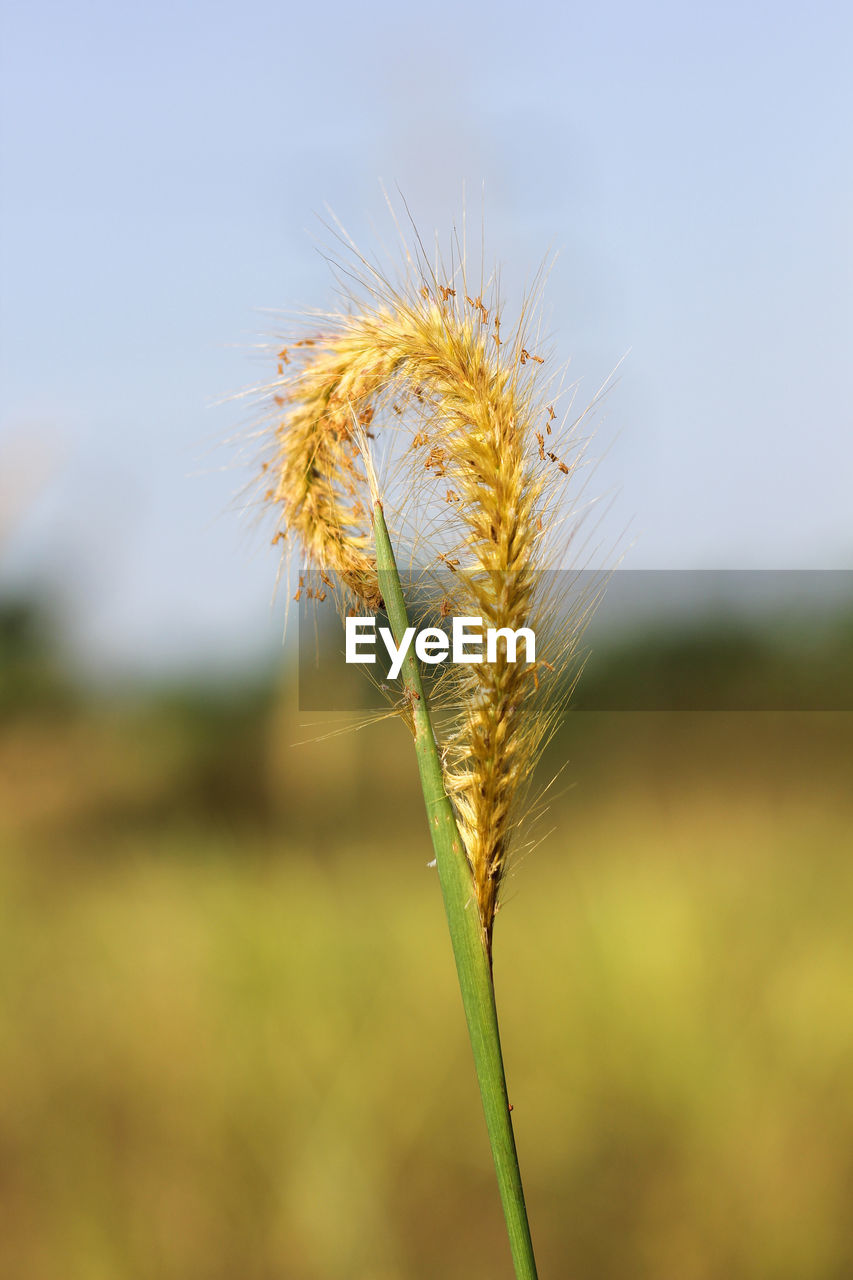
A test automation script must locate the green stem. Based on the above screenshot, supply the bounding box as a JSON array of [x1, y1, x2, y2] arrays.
[[371, 499, 539, 1280]]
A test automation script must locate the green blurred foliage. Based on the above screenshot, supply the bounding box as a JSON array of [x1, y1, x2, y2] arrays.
[[1, 597, 852, 1279], [573, 609, 853, 711], [0, 597, 76, 715]]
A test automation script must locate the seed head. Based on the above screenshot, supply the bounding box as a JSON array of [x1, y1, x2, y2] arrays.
[[261, 243, 584, 955]]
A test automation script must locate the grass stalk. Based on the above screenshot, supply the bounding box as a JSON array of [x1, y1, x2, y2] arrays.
[[371, 496, 539, 1280]]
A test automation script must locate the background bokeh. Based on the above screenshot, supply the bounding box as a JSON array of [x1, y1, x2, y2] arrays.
[[1, 1, 852, 1277]]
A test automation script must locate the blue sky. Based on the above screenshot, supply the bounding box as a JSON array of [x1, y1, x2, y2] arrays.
[[1, 0, 850, 673]]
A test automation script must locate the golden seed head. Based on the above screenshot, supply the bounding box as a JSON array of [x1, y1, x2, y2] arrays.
[[262, 252, 582, 953]]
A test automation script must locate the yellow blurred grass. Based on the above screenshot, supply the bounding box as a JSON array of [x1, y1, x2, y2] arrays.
[[1, 708, 852, 1279]]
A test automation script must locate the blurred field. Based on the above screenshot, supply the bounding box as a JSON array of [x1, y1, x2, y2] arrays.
[[2, 601, 853, 1279]]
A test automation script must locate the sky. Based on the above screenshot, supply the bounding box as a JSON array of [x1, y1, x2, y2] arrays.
[[1, 0, 851, 674]]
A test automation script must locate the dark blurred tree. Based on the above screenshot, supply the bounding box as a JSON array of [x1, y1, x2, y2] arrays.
[[0, 595, 75, 715]]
